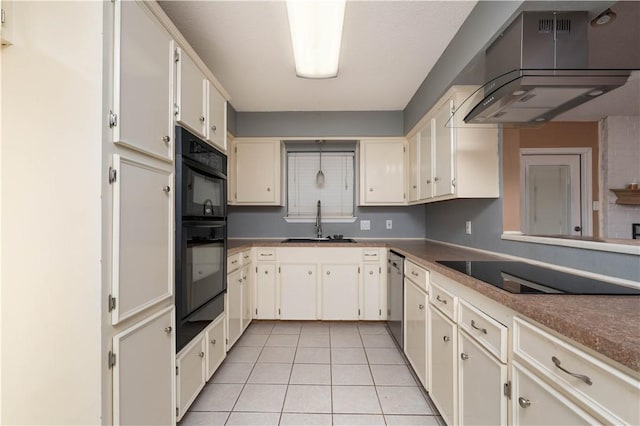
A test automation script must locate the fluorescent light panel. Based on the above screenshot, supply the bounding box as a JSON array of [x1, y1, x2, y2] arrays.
[[286, 0, 346, 79]]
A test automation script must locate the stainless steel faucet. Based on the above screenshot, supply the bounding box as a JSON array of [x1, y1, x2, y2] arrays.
[[315, 200, 323, 238]]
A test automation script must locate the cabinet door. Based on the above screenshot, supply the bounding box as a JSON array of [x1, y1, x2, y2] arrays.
[[322, 264, 359, 320], [241, 265, 252, 331], [429, 304, 457, 426], [433, 100, 455, 197], [113, 0, 173, 161], [111, 155, 173, 325], [512, 362, 599, 426], [227, 269, 243, 348], [405, 280, 427, 388], [113, 306, 175, 426], [206, 80, 227, 151], [233, 140, 280, 204], [408, 134, 419, 202], [176, 334, 206, 421], [280, 264, 318, 320], [360, 140, 406, 205], [458, 331, 507, 426], [418, 120, 433, 199], [362, 264, 382, 320], [176, 48, 206, 137], [255, 264, 278, 319], [205, 315, 226, 381]]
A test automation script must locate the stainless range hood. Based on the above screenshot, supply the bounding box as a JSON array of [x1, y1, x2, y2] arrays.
[[464, 11, 632, 124]]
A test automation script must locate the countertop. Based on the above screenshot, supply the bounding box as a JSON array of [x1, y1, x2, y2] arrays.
[[228, 238, 640, 374]]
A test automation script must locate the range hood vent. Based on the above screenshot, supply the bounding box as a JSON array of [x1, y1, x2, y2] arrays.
[[463, 11, 632, 125]]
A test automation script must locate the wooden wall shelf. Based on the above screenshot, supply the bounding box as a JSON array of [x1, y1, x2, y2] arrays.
[[610, 188, 640, 205]]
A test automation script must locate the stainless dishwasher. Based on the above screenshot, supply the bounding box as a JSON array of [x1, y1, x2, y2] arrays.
[[387, 250, 404, 349]]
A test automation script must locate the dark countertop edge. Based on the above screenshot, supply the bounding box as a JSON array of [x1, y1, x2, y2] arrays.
[[227, 239, 640, 374]]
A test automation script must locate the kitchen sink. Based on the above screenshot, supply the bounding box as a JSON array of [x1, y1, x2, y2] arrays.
[[281, 237, 357, 243]]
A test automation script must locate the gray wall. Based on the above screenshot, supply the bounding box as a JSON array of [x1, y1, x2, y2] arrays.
[[236, 111, 403, 137], [229, 205, 426, 239], [227, 103, 238, 136]]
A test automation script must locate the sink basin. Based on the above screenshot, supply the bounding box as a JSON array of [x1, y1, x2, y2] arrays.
[[281, 238, 357, 243]]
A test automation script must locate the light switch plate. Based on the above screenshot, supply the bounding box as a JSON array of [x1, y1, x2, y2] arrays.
[[360, 220, 371, 231], [386, 220, 393, 229]]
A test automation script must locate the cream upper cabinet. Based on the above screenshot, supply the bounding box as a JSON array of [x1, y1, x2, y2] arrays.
[[279, 264, 318, 320], [359, 139, 407, 205], [418, 120, 434, 199], [433, 99, 455, 197], [112, 0, 173, 161], [206, 80, 227, 152], [405, 278, 428, 388], [321, 264, 360, 320], [408, 134, 420, 203], [112, 306, 175, 426], [230, 139, 282, 205], [176, 48, 206, 138]]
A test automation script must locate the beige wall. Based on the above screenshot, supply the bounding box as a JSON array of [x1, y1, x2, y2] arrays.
[[1, 2, 104, 423], [502, 122, 600, 237]]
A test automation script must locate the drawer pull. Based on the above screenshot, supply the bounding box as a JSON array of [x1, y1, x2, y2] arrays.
[[308, 271, 313, 275], [518, 397, 531, 408], [164, 326, 172, 334], [369, 270, 374, 275], [419, 304, 424, 310], [211, 339, 216, 345], [261, 253, 273, 257], [411, 271, 419, 276], [436, 295, 448, 304], [198, 351, 205, 358], [471, 320, 488, 334], [551, 356, 593, 385], [460, 352, 469, 360], [443, 335, 450, 342]]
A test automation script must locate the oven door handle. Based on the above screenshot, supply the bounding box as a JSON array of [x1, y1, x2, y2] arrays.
[[183, 157, 227, 181], [182, 220, 227, 228]]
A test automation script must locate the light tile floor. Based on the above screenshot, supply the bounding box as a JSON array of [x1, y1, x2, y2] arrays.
[[180, 321, 443, 426]]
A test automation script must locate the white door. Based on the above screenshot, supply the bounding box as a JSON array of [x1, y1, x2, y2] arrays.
[[408, 134, 419, 202], [360, 140, 406, 204], [521, 154, 582, 236], [111, 155, 173, 325], [227, 268, 243, 347], [322, 264, 359, 320], [458, 331, 507, 426], [429, 304, 457, 426], [176, 334, 206, 421], [255, 264, 278, 319], [405, 280, 427, 388], [419, 120, 434, 200], [206, 81, 226, 151], [176, 48, 206, 137], [362, 264, 381, 320], [234, 140, 280, 204], [279, 264, 318, 320], [434, 100, 455, 197], [112, 306, 175, 426], [113, 0, 173, 161]]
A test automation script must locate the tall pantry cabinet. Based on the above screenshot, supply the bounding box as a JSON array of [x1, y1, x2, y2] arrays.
[[1, 1, 229, 424]]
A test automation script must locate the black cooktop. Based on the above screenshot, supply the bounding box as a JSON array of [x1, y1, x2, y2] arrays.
[[435, 261, 640, 295]]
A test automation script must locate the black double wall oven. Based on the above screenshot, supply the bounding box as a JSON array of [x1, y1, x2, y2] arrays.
[[175, 127, 227, 352]]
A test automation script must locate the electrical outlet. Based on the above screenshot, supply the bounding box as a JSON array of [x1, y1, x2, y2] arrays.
[[360, 220, 371, 231], [465, 221, 472, 235], [386, 220, 393, 229]]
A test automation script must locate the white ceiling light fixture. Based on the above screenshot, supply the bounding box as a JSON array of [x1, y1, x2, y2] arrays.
[[286, 0, 346, 79]]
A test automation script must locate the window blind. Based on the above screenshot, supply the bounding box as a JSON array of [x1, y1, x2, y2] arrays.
[[287, 152, 355, 218]]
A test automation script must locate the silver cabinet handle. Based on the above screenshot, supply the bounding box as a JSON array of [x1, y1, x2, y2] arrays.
[[369, 270, 374, 275], [326, 271, 331, 275], [411, 271, 419, 276], [419, 304, 424, 310], [369, 188, 373, 192], [164, 326, 172, 334], [264, 270, 268, 275], [518, 397, 531, 408], [434, 177, 440, 182], [211, 339, 216, 345], [163, 186, 171, 193], [199, 116, 205, 123], [198, 351, 205, 358], [238, 278, 243, 283], [211, 125, 217, 132], [471, 320, 488, 334], [308, 271, 313, 275], [231, 260, 238, 264], [426, 179, 432, 184], [460, 352, 469, 360], [552, 356, 593, 385], [261, 253, 273, 257], [162, 135, 171, 143], [266, 187, 271, 192], [443, 336, 450, 342], [412, 185, 417, 189], [436, 295, 448, 304]]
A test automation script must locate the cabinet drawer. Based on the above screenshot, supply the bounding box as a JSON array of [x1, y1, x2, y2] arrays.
[[429, 281, 457, 322], [256, 248, 276, 261], [240, 249, 252, 265], [227, 252, 241, 272], [514, 317, 640, 425], [405, 260, 428, 292], [363, 249, 379, 261], [459, 300, 507, 362]]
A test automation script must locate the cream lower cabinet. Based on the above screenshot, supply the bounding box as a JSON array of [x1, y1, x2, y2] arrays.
[[241, 264, 252, 331], [362, 263, 384, 320], [227, 268, 243, 348], [255, 262, 278, 319], [512, 361, 599, 425], [279, 264, 318, 320], [205, 315, 226, 380], [404, 278, 428, 388], [322, 264, 360, 320], [230, 139, 282, 205], [458, 331, 507, 425], [112, 306, 175, 426], [429, 304, 458, 426], [176, 332, 205, 421], [359, 139, 407, 205]]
